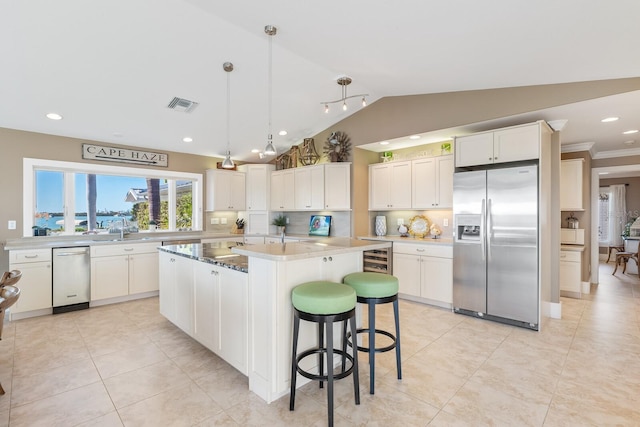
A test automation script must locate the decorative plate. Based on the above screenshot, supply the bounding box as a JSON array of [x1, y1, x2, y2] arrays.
[[408, 215, 431, 238]]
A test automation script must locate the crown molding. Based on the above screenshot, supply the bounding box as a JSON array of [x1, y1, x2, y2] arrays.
[[561, 142, 595, 157], [593, 147, 640, 159]]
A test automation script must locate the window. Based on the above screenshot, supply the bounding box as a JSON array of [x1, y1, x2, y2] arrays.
[[598, 189, 610, 243], [25, 158, 202, 236]]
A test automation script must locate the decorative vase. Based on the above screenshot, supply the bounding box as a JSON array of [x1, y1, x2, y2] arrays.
[[375, 216, 387, 236]]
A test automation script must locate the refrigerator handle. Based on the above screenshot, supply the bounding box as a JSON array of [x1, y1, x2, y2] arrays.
[[480, 198, 486, 261], [487, 198, 492, 262]]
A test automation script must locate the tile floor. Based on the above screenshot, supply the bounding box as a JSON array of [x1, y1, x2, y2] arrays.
[[0, 261, 638, 426]]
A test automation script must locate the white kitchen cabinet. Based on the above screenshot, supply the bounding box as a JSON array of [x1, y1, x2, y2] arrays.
[[559, 250, 581, 297], [323, 162, 351, 210], [206, 169, 246, 211], [294, 165, 325, 210], [91, 242, 160, 302], [393, 243, 453, 308], [455, 122, 541, 167], [9, 249, 52, 316], [270, 169, 295, 211], [412, 155, 453, 209], [369, 161, 412, 210], [240, 164, 274, 211], [560, 158, 584, 211], [193, 261, 218, 350], [244, 236, 265, 245], [218, 266, 248, 374], [158, 252, 194, 334]]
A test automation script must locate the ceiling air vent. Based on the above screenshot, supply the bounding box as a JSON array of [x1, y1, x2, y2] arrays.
[[167, 97, 199, 113]]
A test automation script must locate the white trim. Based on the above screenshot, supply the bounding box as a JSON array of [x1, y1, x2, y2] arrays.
[[593, 147, 640, 159], [23, 158, 203, 236]]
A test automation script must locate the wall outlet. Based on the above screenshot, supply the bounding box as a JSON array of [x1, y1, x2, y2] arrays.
[[220, 218, 227, 225], [397, 218, 404, 225], [443, 218, 449, 227], [211, 218, 220, 225], [8, 220, 16, 230]]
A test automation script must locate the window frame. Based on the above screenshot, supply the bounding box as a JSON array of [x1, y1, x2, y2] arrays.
[[23, 158, 203, 236]]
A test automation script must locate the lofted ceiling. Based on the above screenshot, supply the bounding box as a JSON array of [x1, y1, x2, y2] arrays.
[[1, 0, 639, 163]]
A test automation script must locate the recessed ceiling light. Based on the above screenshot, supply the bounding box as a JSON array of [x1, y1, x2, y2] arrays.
[[601, 117, 619, 123], [182, 137, 193, 143], [380, 141, 389, 145], [278, 130, 287, 136], [46, 113, 63, 120], [409, 135, 421, 140], [251, 149, 260, 153], [623, 130, 639, 135]]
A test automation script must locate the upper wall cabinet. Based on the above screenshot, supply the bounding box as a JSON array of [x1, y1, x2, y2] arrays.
[[206, 169, 246, 211], [369, 161, 412, 210], [294, 165, 325, 210], [270, 169, 295, 211], [560, 158, 584, 211], [240, 164, 275, 211], [412, 155, 453, 209], [455, 122, 541, 167], [323, 163, 351, 210]]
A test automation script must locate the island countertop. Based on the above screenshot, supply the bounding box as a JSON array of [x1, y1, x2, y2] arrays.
[[231, 237, 391, 261], [159, 241, 248, 272]]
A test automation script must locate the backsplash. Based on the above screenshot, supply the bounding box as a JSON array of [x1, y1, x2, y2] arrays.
[[204, 211, 239, 233], [369, 210, 453, 238], [273, 211, 351, 237]]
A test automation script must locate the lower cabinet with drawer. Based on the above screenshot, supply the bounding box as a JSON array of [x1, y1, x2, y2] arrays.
[[9, 249, 53, 317], [559, 249, 581, 297], [90, 242, 159, 303], [392, 242, 453, 308]]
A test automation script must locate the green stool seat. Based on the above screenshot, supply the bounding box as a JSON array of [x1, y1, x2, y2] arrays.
[[343, 272, 398, 298], [292, 281, 356, 314]]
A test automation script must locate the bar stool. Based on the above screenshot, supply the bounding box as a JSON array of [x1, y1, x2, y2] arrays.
[[343, 272, 401, 394], [290, 281, 360, 427]]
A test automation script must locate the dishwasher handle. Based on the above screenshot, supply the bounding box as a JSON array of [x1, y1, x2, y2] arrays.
[[55, 251, 89, 256]]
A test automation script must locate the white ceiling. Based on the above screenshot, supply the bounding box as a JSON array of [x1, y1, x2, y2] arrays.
[[1, 0, 640, 163]]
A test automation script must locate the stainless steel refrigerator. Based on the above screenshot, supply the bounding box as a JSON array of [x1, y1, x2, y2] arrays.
[[453, 164, 539, 330]]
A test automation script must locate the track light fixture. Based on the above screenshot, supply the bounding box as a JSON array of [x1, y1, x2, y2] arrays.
[[320, 76, 368, 113]]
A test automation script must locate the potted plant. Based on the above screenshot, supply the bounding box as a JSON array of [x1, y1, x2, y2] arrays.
[[272, 214, 287, 234]]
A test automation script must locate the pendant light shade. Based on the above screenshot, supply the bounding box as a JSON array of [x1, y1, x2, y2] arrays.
[[222, 62, 235, 169], [264, 25, 277, 156]]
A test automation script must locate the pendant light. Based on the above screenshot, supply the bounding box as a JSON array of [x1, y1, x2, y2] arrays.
[[264, 25, 277, 156], [320, 75, 369, 113], [222, 62, 235, 169]]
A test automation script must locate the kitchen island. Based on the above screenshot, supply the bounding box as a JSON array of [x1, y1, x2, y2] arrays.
[[159, 238, 391, 403]]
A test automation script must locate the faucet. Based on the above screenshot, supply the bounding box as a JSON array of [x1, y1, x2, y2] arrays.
[[281, 228, 286, 244]]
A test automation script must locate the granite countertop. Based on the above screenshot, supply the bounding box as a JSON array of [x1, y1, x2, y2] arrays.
[[232, 237, 392, 261], [359, 235, 453, 245], [159, 241, 248, 273]]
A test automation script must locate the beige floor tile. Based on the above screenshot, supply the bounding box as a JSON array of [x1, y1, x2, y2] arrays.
[[83, 329, 153, 358], [118, 382, 223, 426], [194, 366, 252, 410], [228, 392, 327, 427], [194, 412, 240, 426], [8, 382, 114, 427], [0, 410, 8, 427], [75, 411, 124, 427], [147, 327, 207, 359], [103, 360, 193, 409], [11, 357, 101, 408], [171, 347, 229, 381], [544, 393, 640, 426], [93, 342, 167, 379]]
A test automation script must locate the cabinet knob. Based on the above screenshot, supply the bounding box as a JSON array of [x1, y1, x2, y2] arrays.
[[417, 248, 425, 252], [323, 257, 327, 262], [170, 258, 176, 262], [328, 257, 333, 262]]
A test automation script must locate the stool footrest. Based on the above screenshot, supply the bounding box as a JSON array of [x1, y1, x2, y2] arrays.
[[347, 328, 397, 353], [295, 348, 356, 382]]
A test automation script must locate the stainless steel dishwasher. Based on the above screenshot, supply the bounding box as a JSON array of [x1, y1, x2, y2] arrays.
[[53, 247, 90, 314]]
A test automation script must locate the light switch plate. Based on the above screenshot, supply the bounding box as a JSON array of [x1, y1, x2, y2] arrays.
[[443, 218, 449, 227], [8, 220, 16, 230], [211, 218, 219, 225]]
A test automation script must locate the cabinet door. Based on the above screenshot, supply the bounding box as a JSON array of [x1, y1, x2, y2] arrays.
[[412, 158, 436, 209], [324, 163, 351, 210], [369, 163, 391, 210], [560, 159, 584, 210], [193, 262, 219, 351], [229, 172, 246, 211], [389, 161, 412, 209], [392, 253, 421, 297], [320, 252, 362, 282], [91, 255, 129, 301], [436, 155, 454, 208], [246, 165, 271, 211], [455, 133, 494, 167], [9, 262, 52, 313], [129, 252, 159, 294], [206, 169, 245, 211], [270, 170, 295, 211], [421, 256, 453, 304], [173, 256, 194, 334], [218, 267, 248, 375], [493, 124, 539, 164], [158, 251, 177, 321], [294, 166, 324, 210]]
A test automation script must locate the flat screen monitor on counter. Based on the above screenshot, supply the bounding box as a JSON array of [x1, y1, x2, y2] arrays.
[[309, 215, 331, 236]]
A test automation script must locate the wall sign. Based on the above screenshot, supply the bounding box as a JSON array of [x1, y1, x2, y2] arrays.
[[82, 144, 168, 167]]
